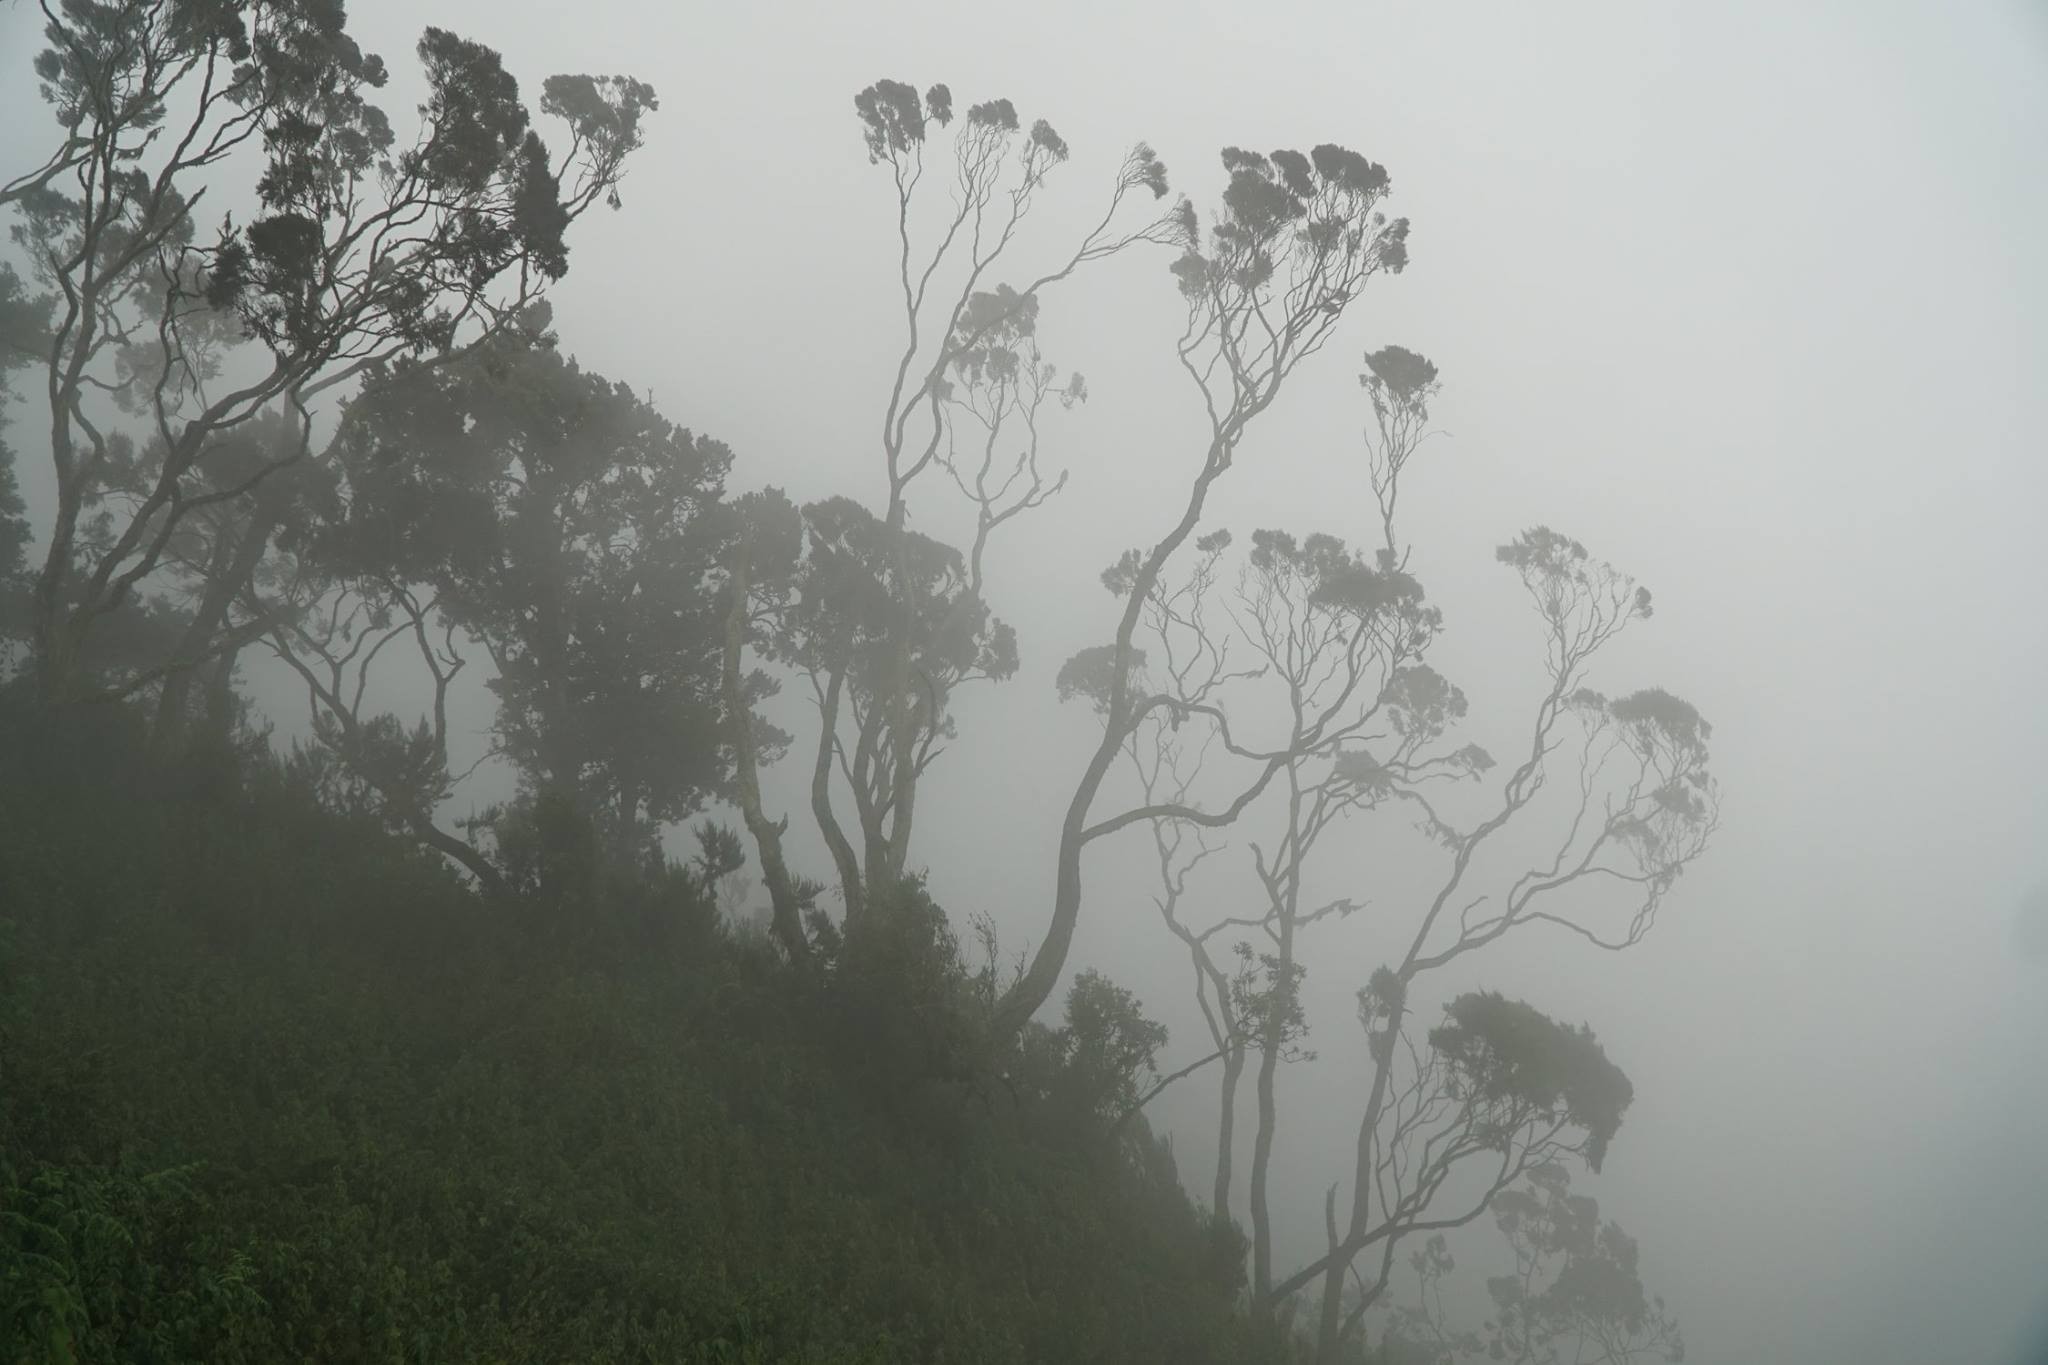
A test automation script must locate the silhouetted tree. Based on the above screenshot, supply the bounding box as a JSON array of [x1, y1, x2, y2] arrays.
[[1313, 991, 1640, 1350], [715, 80, 1185, 944], [1051, 969, 1170, 1129], [1269, 517, 1718, 1359], [776, 496, 1016, 921], [718, 485, 818, 959], [1247, 528, 1448, 1281], [1087, 348, 1455, 1249], [227, 334, 753, 892], [2, 0, 653, 708], [278, 339, 739, 870], [1091, 352, 1715, 1361], [1125, 700, 1249, 1214], [1000, 141, 1414, 1036]]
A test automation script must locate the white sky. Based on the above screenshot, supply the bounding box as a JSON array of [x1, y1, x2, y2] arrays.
[[4, 2, 2045, 1360]]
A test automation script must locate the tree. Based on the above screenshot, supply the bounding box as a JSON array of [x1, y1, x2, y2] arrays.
[[1051, 968, 1170, 1129], [0, 264, 49, 654], [774, 494, 1018, 925], [1311, 991, 1640, 1352], [713, 78, 1181, 952], [1384, 1166, 1683, 1365], [1127, 692, 1248, 1215], [1224, 524, 1472, 1297], [1266, 514, 1718, 1360], [1479, 1163, 1684, 1364], [240, 333, 749, 891], [2, 1, 654, 708], [720, 80, 1187, 949], [717, 486, 820, 959], [1084, 344, 1715, 1362], [301, 340, 736, 857], [997, 141, 1414, 1036], [1075, 345, 1454, 1243], [1379, 1233, 1481, 1365], [143, 405, 306, 752]]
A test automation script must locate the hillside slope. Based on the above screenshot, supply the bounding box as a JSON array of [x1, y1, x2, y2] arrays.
[[0, 703, 1279, 1364]]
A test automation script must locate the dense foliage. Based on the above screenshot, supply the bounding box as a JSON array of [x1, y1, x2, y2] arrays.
[[0, 700, 1275, 1363]]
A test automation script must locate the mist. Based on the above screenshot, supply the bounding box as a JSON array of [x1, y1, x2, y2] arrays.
[[2, 2, 2043, 1362]]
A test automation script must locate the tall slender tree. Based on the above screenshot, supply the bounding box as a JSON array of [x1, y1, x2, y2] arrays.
[[720, 78, 1180, 944], [1264, 521, 1718, 1360], [998, 142, 1414, 1035], [1099, 351, 1717, 1361]]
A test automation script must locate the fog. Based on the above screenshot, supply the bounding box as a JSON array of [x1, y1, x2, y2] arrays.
[[3, 1, 2044, 1361]]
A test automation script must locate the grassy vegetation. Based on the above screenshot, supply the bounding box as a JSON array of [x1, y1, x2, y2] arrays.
[[0, 700, 1277, 1364]]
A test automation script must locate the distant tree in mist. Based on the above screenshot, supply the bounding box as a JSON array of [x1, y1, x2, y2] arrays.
[[1171, 505, 1719, 1359], [997, 142, 1416, 1037], [1064, 244, 1715, 1360], [1383, 1163, 1683, 1364], [1152, 515, 1455, 1295]]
